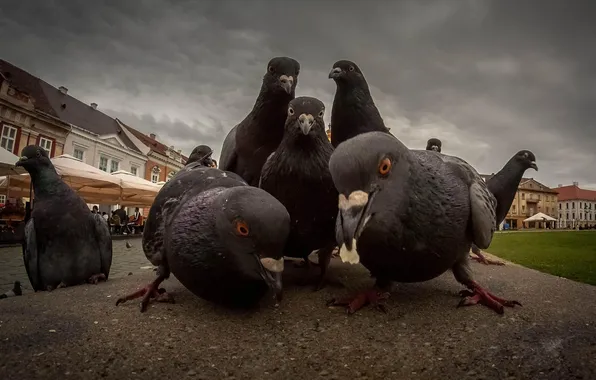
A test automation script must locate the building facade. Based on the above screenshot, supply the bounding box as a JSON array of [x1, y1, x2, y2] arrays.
[[480, 175, 558, 229], [556, 182, 596, 228]]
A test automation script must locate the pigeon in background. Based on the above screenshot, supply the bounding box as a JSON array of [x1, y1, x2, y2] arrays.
[[470, 150, 538, 265], [16, 146, 112, 291], [126, 241, 133, 249], [219, 57, 300, 186], [0, 281, 22, 299], [186, 145, 215, 167], [328, 60, 390, 148], [425, 138, 442, 152], [116, 166, 290, 312], [259, 97, 338, 290], [328, 132, 520, 314]]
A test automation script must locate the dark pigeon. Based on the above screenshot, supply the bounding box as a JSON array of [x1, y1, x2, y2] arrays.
[[16, 145, 112, 291], [116, 166, 291, 311], [186, 145, 216, 167], [470, 150, 538, 264], [0, 281, 22, 299], [328, 60, 390, 148], [425, 138, 442, 153], [327, 132, 520, 315], [259, 97, 338, 290], [219, 57, 300, 186]]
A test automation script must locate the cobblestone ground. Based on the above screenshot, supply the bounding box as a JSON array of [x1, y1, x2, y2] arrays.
[[0, 237, 151, 292]]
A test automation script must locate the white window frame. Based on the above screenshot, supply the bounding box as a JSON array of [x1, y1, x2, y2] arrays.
[[1, 124, 17, 153], [167, 171, 176, 181], [73, 148, 85, 161], [151, 173, 159, 183], [39, 137, 53, 155], [99, 156, 109, 172], [0, 194, 6, 204], [98, 155, 120, 173], [109, 160, 120, 173], [130, 166, 138, 176]]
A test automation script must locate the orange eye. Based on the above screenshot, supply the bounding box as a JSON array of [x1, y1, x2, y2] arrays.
[[378, 158, 391, 176], [235, 220, 250, 236]]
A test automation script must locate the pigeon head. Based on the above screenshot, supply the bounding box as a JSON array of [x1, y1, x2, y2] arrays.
[[285, 96, 326, 136], [187, 145, 214, 167], [329, 132, 409, 251], [216, 186, 291, 301], [513, 150, 538, 171], [426, 138, 442, 153], [328, 60, 366, 85], [264, 56, 300, 96], [15, 145, 53, 173]]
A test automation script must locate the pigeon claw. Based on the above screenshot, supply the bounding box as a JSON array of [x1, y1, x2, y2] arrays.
[[115, 276, 174, 313], [87, 273, 107, 284], [469, 252, 505, 266], [457, 281, 521, 314], [327, 289, 390, 315]]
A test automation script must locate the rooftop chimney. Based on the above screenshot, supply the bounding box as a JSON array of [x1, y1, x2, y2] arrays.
[[58, 86, 68, 95], [573, 181, 579, 187], [90, 102, 97, 110], [177, 149, 182, 154], [149, 133, 156, 140], [169, 145, 175, 152]]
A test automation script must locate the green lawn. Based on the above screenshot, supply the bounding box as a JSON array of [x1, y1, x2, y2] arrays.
[[488, 231, 596, 286]]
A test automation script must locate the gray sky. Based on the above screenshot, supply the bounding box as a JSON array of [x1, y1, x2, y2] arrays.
[[1, 0, 594, 189]]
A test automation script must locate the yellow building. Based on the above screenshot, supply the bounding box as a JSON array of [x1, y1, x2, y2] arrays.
[[480, 175, 559, 229]]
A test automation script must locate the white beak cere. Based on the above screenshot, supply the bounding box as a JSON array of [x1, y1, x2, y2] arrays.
[[260, 257, 284, 273], [338, 190, 369, 211]]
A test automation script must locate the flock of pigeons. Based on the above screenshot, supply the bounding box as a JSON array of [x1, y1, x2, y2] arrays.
[[15, 56, 539, 316]]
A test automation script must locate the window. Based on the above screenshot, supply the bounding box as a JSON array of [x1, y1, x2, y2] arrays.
[[99, 156, 108, 171], [566, 203, 569, 209], [572, 213, 575, 219], [1, 124, 17, 153], [522, 205, 525, 212], [73, 148, 84, 161], [566, 213, 569, 220], [572, 202, 575, 208], [39, 137, 52, 154], [521, 193, 525, 200], [130, 166, 138, 176], [580, 202, 582, 209], [110, 160, 119, 173], [151, 173, 159, 183], [559, 204, 561, 210], [0, 194, 5, 205]]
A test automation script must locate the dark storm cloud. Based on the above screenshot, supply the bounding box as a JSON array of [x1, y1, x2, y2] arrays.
[[1, 0, 595, 188]]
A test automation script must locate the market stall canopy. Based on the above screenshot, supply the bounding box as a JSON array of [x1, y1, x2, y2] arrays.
[[110, 170, 161, 207], [0, 154, 122, 204], [523, 212, 557, 222], [0, 147, 26, 176]]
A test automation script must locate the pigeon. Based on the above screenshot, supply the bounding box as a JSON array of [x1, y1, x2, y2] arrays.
[[126, 241, 133, 249], [259, 97, 338, 290], [0, 281, 22, 299], [328, 60, 390, 148], [116, 166, 291, 311], [425, 138, 442, 152], [219, 57, 300, 186], [327, 132, 520, 314], [16, 145, 112, 291], [470, 150, 538, 265], [186, 145, 215, 167]]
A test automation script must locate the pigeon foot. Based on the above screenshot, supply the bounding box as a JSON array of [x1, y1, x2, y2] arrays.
[[458, 281, 521, 314], [115, 275, 174, 312], [87, 273, 107, 284], [469, 252, 505, 266], [327, 288, 390, 314]]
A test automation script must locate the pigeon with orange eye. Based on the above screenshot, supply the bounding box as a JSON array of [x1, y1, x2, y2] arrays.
[[116, 165, 291, 312]]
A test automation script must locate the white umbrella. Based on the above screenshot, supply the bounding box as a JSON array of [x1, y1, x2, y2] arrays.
[[110, 170, 161, 207], [523, 212, 557, 222], [0, 147, 26, 176]]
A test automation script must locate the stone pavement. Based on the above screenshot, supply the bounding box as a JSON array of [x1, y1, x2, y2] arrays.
[[1, 249, 595, 380], [0, 237, 150, 290]]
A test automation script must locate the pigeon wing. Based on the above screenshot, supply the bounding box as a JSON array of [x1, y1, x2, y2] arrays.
[[219, 124, 239, 172], [22, 218, 42, 291], [91, 213, 113, 279]]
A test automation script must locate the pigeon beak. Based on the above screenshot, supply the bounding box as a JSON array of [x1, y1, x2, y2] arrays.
[[15, 156, 27, 167], [431, 146, 439, 152], [258, 256, 284, 302], [328, 67, 342, 79], [337, 190, 375, 251], [298, 114, 314, 135], [279, 75, 294, 94], [530, 161, 538, 171]]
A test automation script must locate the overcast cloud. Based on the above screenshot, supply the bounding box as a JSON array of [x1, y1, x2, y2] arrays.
[[1, 0, 594, 188]]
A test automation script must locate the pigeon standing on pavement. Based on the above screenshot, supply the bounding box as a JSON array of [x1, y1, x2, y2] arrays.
[[16, 146, 112, 291], [259, 97, 338, 290], [0, 281, 22, 299], [425, 138, 442, 152], [328, 60, 390, 148], [219, 57, 300, 186], [126, 241, 133, 249], [470, 150, 538, 265], [327, 132, 520, 314], [116, 166, 291, 311]]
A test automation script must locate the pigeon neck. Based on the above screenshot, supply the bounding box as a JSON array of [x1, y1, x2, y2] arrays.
[[30, 167, 64, 198], [251, 88, 293, 133], [490, 159, 526, 204], [335, 80, 373, 103]]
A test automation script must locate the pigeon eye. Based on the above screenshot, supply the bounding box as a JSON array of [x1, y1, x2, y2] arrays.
[[378, 158, 392, 176], [235, 220, 250, 237], [268, 66, 275, 74], [36, 150, 41, 158], [318, 110, 324, 118], [349, 66, 355, 72], [288, 107, 295, 116], [523, 152, 529, 158]]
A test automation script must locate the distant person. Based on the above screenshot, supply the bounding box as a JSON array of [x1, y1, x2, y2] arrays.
[[91, 205, 99, 214], [102, 212, 109, 222]]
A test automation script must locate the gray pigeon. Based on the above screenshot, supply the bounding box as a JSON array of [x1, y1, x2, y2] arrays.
[[327, 132, 520, 314], [219, 57, 300, 186], [186, 145, 215, 167], [16, 145, 112, 291], [259, 97, 338, 290], [470, 150, 538, 265], [116, 166, 290, 312]]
